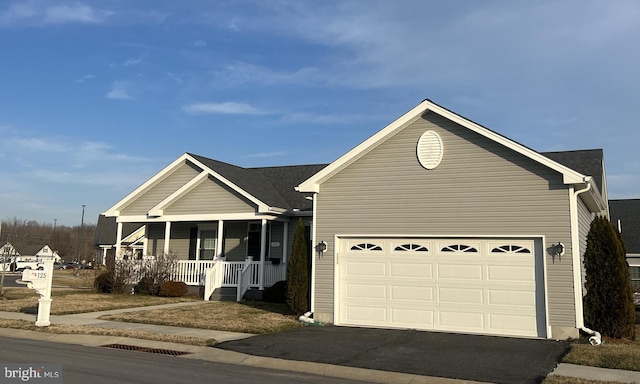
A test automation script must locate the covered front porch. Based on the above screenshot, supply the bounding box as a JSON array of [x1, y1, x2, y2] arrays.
[[113, 216, 304, 300], [171, 258, 286, 301]]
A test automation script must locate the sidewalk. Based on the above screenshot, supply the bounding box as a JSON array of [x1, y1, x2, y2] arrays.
[[1, 303, 640, 384]]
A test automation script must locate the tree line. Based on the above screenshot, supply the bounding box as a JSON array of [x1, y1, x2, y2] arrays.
[[0, 217, 97, 263]]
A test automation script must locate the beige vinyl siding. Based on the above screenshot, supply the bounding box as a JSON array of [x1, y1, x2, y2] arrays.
[[224, 222, 248, 261], [577, 197, 595, 295], [314, 111, 575, 328], [122, 161, 202, 215], [164, 176, 257, 215]]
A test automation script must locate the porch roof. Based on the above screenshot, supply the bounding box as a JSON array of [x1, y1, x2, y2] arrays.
[[93, 215, 143, 247], [189, 153, 328, 211]]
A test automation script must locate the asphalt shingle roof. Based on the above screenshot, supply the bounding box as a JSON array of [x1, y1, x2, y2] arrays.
[[189, 153, 327, 211], [609, 199, 640, 254], [541, 149, 604, 195], [93, 215, 142, 247]]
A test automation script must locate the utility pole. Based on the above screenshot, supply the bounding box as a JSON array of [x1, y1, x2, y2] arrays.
[[76, 205, 85, 263]]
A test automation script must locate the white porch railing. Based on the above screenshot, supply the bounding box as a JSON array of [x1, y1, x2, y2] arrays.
[[236, 257, 253, 301], [156, 259, 287, 301], [173, 260, 216, 285], [203, 262, 223, 301]]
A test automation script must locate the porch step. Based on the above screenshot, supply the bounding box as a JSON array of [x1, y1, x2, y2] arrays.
[[206, 287, 264, 301], [208, 287, 237, 301]]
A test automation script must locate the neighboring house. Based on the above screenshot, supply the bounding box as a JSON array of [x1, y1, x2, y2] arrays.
[[297, 99, 607, 340], [0, 242, 60, 261], [101, 157, 324, 295], [103, 99, 609, 340], [609, 199, 640, 290]]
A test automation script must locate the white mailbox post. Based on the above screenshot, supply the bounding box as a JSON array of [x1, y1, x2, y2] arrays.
[[19, 259, 54, 326]]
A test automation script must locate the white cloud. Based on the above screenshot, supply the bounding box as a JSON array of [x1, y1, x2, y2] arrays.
[[211, 62, 323, 87], [0, 3, 37, 25], [182, 102, 268, 115], [193, 39, 207, 47], [44, 3, 113, 24], [278, 112, 375, 125], [106, 81, 133, 100], [0, 2, 114, 27], [242, 151, 287, 159], [74, 74, 95, 84], [110, 54, 146, 68]]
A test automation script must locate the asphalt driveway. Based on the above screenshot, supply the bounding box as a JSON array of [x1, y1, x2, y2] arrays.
[[217, 326, 570, 384]]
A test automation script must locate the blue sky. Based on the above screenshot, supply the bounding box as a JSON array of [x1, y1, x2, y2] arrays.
[[1, 1, 639, 226]]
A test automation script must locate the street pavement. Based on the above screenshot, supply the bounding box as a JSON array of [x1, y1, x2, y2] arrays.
[[0, 302, 639, 383]]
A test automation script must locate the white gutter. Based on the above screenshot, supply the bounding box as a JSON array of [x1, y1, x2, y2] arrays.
[[570, 177, 602, 345]]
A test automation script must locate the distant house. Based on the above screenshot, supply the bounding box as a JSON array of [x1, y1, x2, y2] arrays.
[[0, 242, 60, 261], [609, 199, 640, 290], [101, 99, 611, 340]]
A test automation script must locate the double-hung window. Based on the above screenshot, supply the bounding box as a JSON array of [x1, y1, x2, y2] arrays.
[[199, 229, 217, 260]]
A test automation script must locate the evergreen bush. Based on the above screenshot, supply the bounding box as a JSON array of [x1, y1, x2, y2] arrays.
[[287, 219, 309, 315], [583, 216, 635, 339], [263, 280, 287, 303]]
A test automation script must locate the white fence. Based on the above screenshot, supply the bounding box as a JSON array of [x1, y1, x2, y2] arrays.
[[175, 259, 286, 287], [123, 258, 287, 301]]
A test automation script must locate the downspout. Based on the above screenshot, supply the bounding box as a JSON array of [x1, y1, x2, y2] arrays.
[[571, 178, 602, 346]]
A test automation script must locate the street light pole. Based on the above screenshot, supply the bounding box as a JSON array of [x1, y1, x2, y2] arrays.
[[76, 205, 85, 263]]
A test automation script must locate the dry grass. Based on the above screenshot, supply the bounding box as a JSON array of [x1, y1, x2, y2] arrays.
[[0, 318, 215, 346], [543, 376, 629, 384], [0, 289, 198, 315], [100, 300, 303, 334], [562, 325, 640, 372]]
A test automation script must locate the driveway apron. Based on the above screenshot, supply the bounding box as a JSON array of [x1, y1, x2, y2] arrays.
[[217, 326, 570, 384]]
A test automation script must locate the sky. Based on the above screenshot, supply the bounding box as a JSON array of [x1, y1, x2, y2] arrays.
[[0, 0, 639, 227]]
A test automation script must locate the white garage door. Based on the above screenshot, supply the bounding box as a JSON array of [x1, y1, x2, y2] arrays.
[[338, 238, 545, 338]]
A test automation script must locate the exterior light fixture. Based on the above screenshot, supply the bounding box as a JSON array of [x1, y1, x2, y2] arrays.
[[315, 241, 327, 255], [551, 242, 565, 257]]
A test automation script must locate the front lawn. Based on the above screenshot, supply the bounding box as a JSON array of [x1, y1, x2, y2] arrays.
[[99, 300, 303, 334], [561, 325, 640, 372]]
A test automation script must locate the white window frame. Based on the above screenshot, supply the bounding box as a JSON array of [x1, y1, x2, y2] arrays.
[[197, 225, 217, 261]]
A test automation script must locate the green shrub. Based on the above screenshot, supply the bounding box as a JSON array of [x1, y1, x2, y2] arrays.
[[263, 280, 287, 303], [159, 281, 189, 297], [287, 219, 309, 315], [583, 216, 635, 339], [93, 271, 114, 293]]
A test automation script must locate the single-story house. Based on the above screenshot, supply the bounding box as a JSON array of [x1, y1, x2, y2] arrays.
[[609, 199, 640, 290], [103, 99, 610, 340], [0, 242, 60, 261], [101, 156, 324, 296]]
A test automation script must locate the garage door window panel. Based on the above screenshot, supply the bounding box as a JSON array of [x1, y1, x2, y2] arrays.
[[394, 243, 429, 252], [350, 243, 383, 251], [491, 245, 531, 254], [441, 244, 479, 253]]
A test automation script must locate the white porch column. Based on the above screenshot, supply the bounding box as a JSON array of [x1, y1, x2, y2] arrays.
[[282, 220, 289, 265], [101, 248, 107, 266], [163, 221, 172, 255], [115, 222, 123, 260], [259, 219, 267, 290], [216, 220, 224, 260]]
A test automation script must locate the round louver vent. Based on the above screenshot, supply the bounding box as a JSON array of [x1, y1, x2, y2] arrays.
[[417, 130, 443, 169]]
